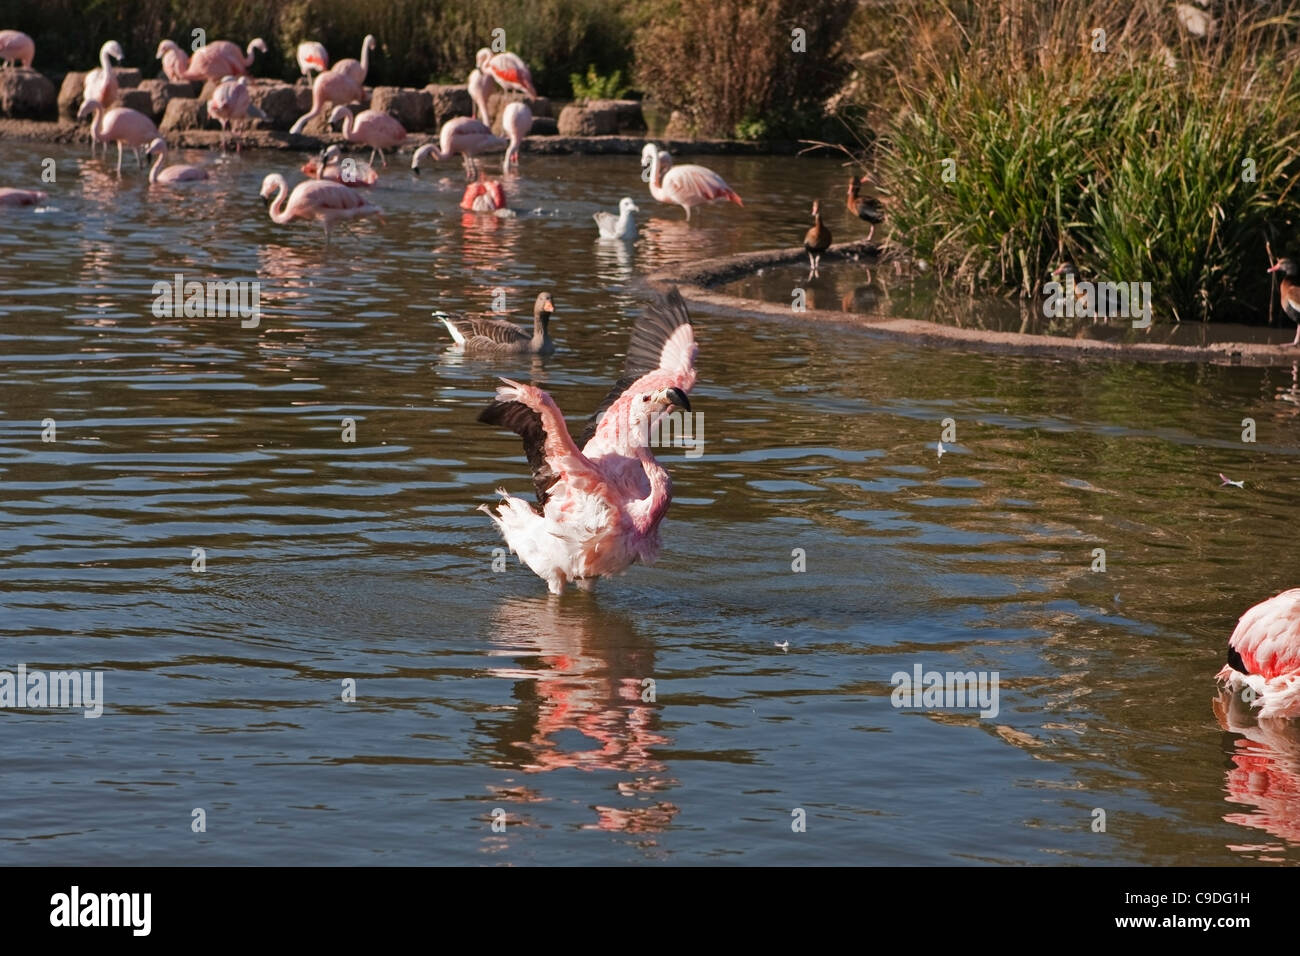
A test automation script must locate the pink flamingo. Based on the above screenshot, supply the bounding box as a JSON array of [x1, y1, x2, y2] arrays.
[[467, 62, 495, 123], [411, 117, 506, 179], [155, 38, 264, 83], [0, 30, 33, 69], [331, 34, 376, 86], [259, 173, 382, 245], [460, 174, 506, 212], [477, 47, 536, 97], [0, 187, 46, 207], [155, 40, 189, 83], [82, 41, 125, 157], [501, 101, 532, 169], [289, 69, 364, 134], [296, 41, 329, 84], [303, 145, 378, 186], [78, 100, 159, 175], [208, 75, 267, 150], [145, 138, 208, 184], [1218, 589, 1300, 719], [477, 287, 697, 594], [329, 105, 405, 166], [640, 143, 742, 221]]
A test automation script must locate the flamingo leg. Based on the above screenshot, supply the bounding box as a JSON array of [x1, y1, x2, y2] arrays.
[[1292, 324, 1300, 346], [683, 204, 691, 222], [115, 140, 124, 176]]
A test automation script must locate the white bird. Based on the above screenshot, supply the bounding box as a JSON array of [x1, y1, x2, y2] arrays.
[[1220, 473, 1244, 489], [594, 197, 639, 240], [775, 641, 790, 652], [937, 441, 945, 459]]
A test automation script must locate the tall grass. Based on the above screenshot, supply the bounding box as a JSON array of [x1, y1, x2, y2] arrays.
[[874, 0, 1300, 321]]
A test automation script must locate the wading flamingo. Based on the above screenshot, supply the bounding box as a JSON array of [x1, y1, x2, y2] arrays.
[[82, 41, 125, 156], [459, 174, 507, 212], [501, 101, 531, 169], [478, 48, 536, 96], [332, 34, 376, 86], [0, 30, 33, 69], [439, 291, 554, 354], [477, 286, 697, 594], [289, 69, 364, 134], [640, 143, 742, 221], [1218, 589, 1300, 718], [411, 117, 507, 179], [145, 138, 208, 184], [303, 145, 378, 186], [208, 76, 268, 151], [155, 40, 189, 83], [847, 175, 884, 241], [296, 41, 329, 84], [329, 105, 405, 166], [259, 172, 382, 245], [467, 62, 495, 123], [594, 197, 639, 240], [78, 100, 159, 175], [804, 200, 830, 276], [0, 188, 45, 207], [1267, 258, 1300, 346]]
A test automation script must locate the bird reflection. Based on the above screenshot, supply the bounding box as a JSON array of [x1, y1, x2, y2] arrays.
[[482, 595, 679, 834], [592, 235, 634, 280], [1213, 687, 1300, 849]]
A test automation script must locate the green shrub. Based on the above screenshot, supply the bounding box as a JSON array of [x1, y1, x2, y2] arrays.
[[569, 64, 630, 100]]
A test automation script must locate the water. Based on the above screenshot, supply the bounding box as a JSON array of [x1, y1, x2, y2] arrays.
[[2, 144, 1300, 864]]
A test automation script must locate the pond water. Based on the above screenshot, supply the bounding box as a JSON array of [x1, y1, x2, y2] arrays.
[[2, 143, 1300, 865]]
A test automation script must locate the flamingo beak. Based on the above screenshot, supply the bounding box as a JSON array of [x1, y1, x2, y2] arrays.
[[656, 387, 691, 412], [1268, 262, 1283, 274], [641, 164, 652, 183]]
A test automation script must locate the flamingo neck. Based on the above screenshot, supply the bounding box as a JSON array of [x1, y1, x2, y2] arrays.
[[360, 41, 371, 74], [99, 47, 113, 72], [268, 182, 292, 223], [148, 150, 164, 183], [90, 105, 104, 141], [628, 448, 671, 536]]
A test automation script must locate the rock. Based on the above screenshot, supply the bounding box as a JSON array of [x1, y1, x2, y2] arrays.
[[57, 71, 85, 118], [557, 102, 617, 137], [159, 97, 208, 133], [371, 86, 432, 132], [598, 98, 645, 132], [425, 84, 473, 125], [530, 116, 558, 136], [111, 67, 141, 90], [250, 82, 311, 130], [133, 79, 196, 121], [663, 109, 693, 139], [0, 68, 56, 120], [59, 67, 161, 117], [118, 89, 156, 119]]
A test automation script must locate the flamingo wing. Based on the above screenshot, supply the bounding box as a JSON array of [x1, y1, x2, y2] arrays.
[[1229, 589, 1300, 679], [488, 53, 535, 95], [663, 165, 743, 206]]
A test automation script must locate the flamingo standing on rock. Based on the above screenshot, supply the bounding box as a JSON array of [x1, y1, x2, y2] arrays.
[[208, 76, 268, 151], [289, 69, 364, 134], [0, 30, 34, 69], [1218, 589, 1300, 718], [467, 63, 495, 123], [477, 287, 697, 595], [78, 100, 159, 175], [501, 101, 532, 169], [411, 117, 507, 179], [145, 138, 208, 184], [329, 105, 406, 166], [304, 145, 378, 186], [0, 188, 45, 207], [478, 48, 536, 96], [296, 41, 329, 84], [156, 40, 189, 83], [640, 143, 742, 221], [259, 173, 382, 245], [155, 38, 265, 82], [332, 35, 376, 85]]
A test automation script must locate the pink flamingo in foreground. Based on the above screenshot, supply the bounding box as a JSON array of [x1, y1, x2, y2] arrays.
[[145, 138, 208, 184], [259, 173, 382, 245], [329, 105, 406, 166], [331, 35, 376, 86], [0, 188, 46, 208], [78, 99, 159, 175], [0, 30, 34, 69], [296, 41, 329, 84], [640, 143, 742, 221], [412, 117, 506, 179], [208, 76, 268, 151], [1218, 589, 1300, 719], [478, 287, 697, 594]]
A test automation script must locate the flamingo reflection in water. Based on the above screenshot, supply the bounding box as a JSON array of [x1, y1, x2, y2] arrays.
[[1213, 688, 1300, 851]]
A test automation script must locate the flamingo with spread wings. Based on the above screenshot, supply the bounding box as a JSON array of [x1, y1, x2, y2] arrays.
[[478, 287, 698, 594]]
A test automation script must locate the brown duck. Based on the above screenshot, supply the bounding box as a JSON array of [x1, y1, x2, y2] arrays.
[[440, 291, 556, 354], [1268, 258, 1300, 346], [847, 176, 885, 241], [804, 200, 831, 276]]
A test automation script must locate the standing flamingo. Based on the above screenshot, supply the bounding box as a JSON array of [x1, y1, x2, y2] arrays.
[[467, 60, 495, 123], [1218, 589, 1300, 718], [477, 287, 696, 594], [82, 41, 125, 157], [459, 174, 507, 212], [478, 48, 536, 96], [303, 145, 378, 186], [145, 138, 208, 184], [296, 41, 329, 84], [259, 173, 382, 245], [329, 105, 406, 166], [208, 76, 268, 151], [640, 143, 742, 221], [411, 117, 507, 179], [332, 35, 376, 86], [501, 101, 532, 169], [0, 30, 34, 69], [155, 40, 189, 83], [289, 69, 364, 134], [0, 188, 46, 207], [78, 100, 159, 175]]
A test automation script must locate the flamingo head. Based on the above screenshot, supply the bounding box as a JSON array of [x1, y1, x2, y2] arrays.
[[1268, 257, 1298, 278], [259, 173, 287, 203], [328, 105, 351, 128], [248, 38, 268, 55], [627, 386, 692, 442], [619, 197, 639, 215], [145, 137, 167, 158], [364, 34, 377, 53], [155, 40, 179, 60], [475, 48, 492, 68], [322, 144, 342, 164], [76, 98, 102, 120], [103, 41, 124, 63], [640, 143, 659, 182], [411, 143, 439, 174]]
